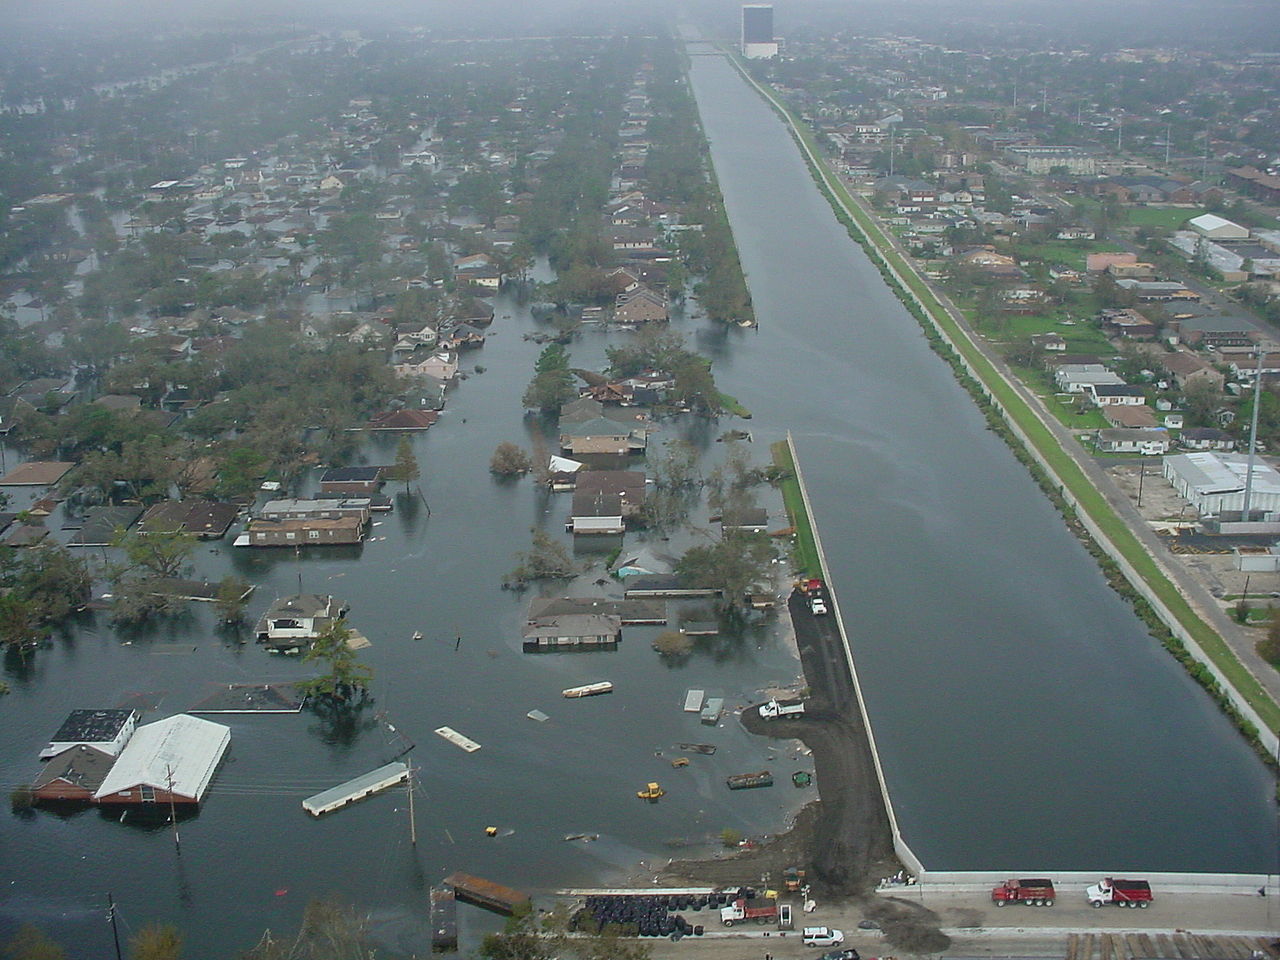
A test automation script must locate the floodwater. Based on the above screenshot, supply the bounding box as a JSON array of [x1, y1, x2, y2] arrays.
[[684, 45, 1276, 873], [0, 290, 809, 957]]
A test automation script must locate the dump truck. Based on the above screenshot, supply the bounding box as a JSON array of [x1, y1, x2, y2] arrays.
[[1086, 878, 1152, 908], [720, 897, 778, 926], [798, 578, 829, 616], [759, 698, 806, 719], [991, 878, 1055, 907]]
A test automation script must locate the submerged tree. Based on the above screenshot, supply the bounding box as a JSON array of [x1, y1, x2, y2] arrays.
[[299, 619, 372, 704], [675, 531, 778, 622], [508, 528, 576, 583], [128, 923, 182, 960], [385, 434, 421, 491], [490, 442, 532, 476], [213, 575, 252, 625], [241, 898, 377, 960]]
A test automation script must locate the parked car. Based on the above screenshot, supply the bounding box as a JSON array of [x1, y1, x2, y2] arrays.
[[820, 950, 859, 960], [803, 927, 845, 947]]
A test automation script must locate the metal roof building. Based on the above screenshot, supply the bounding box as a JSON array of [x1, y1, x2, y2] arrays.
[[93, 714, 230, 805], [1162, 452, 1280, 516]]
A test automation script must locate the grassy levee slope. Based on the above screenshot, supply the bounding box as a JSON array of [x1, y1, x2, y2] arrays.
[[727, 54, 1280, 738], [772, 438, 819, 578]]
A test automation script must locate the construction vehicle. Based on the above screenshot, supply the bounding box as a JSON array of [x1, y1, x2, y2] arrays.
[[720, 897, 778, 926], [784, 866, 807, 892], [1086, 878, 1152, 908], [798, 578, 829, 615], [991, 878, 1055, 907], [759, 698, 806, 719]]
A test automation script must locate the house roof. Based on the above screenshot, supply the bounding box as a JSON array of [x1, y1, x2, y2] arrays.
[[522, 613, 622, 639], [33, 745, 116, 792], [321, 466, 383, 483], [0, 461, 75, 486], [68, 504, 144, 547], [263, 593, 342, 619], [49, 708, 137, 745], [367, 409, 438, 430], [94, 714, 230, 803], [560, 417, 634, 438], [139, 500, 238, 537]]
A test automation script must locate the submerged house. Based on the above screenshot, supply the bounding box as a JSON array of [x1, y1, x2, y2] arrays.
[[522, 612, 622, 651], [92, 714, 230, 806], [39, 709, 139, 761], [32, 745, 116, 803], [255, 593, 347, 649]]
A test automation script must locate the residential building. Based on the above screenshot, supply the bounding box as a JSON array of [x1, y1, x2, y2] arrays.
[[246, 516, 364, 546], [39, 709, 139, 761], [522, 612, 622, 650], [92, 714, 230, 806], [255, 593, 347, 647], [319, 466, 384, 496], [32, 745, 116, 803], [1095, 429, 1169, 455]]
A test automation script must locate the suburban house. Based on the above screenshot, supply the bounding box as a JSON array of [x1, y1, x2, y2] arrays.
[[1095, 429, 1170, 455], [1054, 364, 1123, 393], [568, 470, 646, 534], [1030, 332, 1067, 352], [39, 709, 139, 761], [1160, 351, 1225, 391], [92, 714, 231, 806], [395, 352, 459, 382], [366, 409, 438, 431], [319, 466, 384, 496], [720, 506, 769, 532], [245, 516, 365, 546], [522, 612, 623, 651], [31, 745, 116, 803], [1179, 427, 1236, 452], [139, 500, 238, 539], [255, 593, 347, 648], [1088, 384, 1146, 407], [260, 498, 372, 524], [527, 596, 666, 625], [1101, 308, 1157, 340], [614, 287, 669, 325], [559, 418, 647, 457]]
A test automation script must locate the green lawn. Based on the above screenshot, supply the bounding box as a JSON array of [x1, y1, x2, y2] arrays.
[[1017, 240, 1124, 271], [1126, 206, 1196, 230], [771, 440, 819, 578], [737, 67, 1280, 735]]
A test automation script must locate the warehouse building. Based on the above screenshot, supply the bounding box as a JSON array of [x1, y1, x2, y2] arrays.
[[1162, 452, 1280, 516]]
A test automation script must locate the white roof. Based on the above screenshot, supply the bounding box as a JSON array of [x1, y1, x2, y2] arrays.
[[94, 714, 230, 802], [1189, 213, 1245, 234], [1166, 452, 1280, 497], [548, 455, 585, 473]]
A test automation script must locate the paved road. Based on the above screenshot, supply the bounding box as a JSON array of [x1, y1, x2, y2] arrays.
[[637, 890, 1280, 960]]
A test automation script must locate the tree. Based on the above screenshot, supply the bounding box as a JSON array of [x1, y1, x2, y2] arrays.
[[522, 370, 577, 413], [241, 898, 377, 960], [214, 576, 251, 625], [299, 619, 372, 704], [490, 442, 532, 476], [108, 527, 198, 625], [386, 435, 421, 491], [128, 924, 182, 960], [675, 531, 778, 619], [652, 630, 693, 660], [3, 925, 66, 960], [508, 529, 576, 583]]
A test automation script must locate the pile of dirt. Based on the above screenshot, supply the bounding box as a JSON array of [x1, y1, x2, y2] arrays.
[[864, 896, 952, 954]]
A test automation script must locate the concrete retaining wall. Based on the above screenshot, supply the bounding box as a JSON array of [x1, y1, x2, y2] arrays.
[[901, 870, 1277, 896]]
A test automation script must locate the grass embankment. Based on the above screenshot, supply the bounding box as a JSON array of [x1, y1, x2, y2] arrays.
[[729, 54, 1280, 743], [718, 392, 752, 418], [771, 440, 819, 578]]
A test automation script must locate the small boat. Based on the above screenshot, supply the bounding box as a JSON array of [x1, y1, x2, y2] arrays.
[[670, 757, 690, 768], [637, 782, 665, 801], [792, 770, 813, 788], [726, 770, 773, 790], [678, 742, 717, 755], [412, 631, 423, 640], [562, 681, 613, 698]]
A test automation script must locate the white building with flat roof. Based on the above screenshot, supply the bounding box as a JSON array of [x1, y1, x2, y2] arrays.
[[1162, 452, 1280, 516]]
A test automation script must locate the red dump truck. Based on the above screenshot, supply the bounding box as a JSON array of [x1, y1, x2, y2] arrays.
[[990, 878, 1056, 907], [1086, 878, 1152, 908], [799, 578, 829, 616], [720, 897, 778, 926]]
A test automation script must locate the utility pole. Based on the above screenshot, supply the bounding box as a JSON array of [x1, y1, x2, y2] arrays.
[[1241, 349, 1265, 523], [407, 763, 417, 846], [166, 764, 181, 854], [1165, 123, 1172, 166], [1137, 459, 1146, 507], [107, 893, 124, 960]]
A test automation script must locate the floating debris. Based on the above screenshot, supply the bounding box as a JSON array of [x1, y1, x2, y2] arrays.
[[526, 709, 550, 722], [435, 726, 481, 752]]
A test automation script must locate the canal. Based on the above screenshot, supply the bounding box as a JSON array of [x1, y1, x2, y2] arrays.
[[684, 46, 1276, 873]]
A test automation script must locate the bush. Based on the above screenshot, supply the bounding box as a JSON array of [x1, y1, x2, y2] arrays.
[[652, 630, 693, 659], [720, 828, 742, 848], [490, 442, 532, 476]]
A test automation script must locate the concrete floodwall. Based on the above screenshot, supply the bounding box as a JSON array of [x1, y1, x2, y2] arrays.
[[903, 870, 1277, 897], [785, 432, 924, 877]]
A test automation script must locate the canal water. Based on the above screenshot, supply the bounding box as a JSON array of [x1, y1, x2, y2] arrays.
[[684, 46, 1276, 873]]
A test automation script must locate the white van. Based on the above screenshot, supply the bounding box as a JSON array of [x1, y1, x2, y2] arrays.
[[803, 927, 844, 947]]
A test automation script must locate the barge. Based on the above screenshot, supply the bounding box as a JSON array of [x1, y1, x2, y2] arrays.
[[444, 872, 530, 916]]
